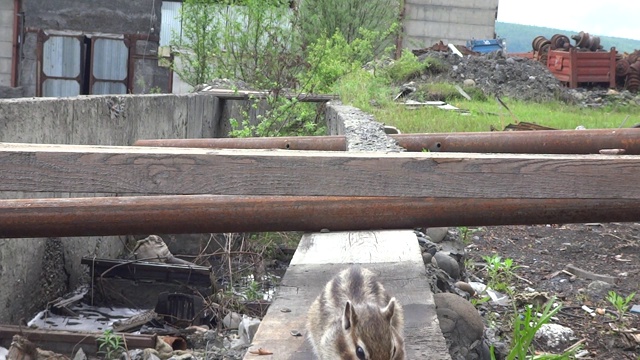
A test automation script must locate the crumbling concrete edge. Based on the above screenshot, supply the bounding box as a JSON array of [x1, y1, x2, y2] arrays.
[[325, 101, 404, 152]]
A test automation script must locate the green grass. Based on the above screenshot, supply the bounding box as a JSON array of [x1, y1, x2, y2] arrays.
[[334, 70, 640, 133]]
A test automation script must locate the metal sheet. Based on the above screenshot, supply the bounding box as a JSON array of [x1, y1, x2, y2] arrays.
[[160, 1, 182, 46], [42, 36, 80, 78], [92, 81, 126, 94], [92, 38, 128, 81], [42, 79, 80, 97]]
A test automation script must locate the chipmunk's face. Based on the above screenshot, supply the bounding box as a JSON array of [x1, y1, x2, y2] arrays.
[[339, 299, 405, 360]]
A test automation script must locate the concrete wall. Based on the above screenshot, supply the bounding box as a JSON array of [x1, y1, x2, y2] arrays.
[[0, 0, 13, 87], [403, 0, 499, 49], [21, 0, 161, 36], [0, 92, 227, 324], [17, 0, 169, 97]]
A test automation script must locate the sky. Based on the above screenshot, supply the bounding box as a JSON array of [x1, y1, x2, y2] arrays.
[[497, 0, 640, 41]]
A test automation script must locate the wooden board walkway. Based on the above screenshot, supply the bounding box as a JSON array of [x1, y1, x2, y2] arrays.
[[1, 143, 640, 199], [244, 230, 451, 360]]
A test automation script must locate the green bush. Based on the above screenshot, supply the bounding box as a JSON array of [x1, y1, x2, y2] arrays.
[[383, 50, 430, 83]]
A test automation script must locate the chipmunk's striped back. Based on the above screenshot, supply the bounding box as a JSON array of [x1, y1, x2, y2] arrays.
[[306, 266, 405, 360]]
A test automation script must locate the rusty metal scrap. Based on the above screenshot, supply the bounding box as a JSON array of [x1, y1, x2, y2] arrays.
[[572, 31, 602, 51], [0, 325, 156, 352], [411, 41, 478, 57], [550, 34, 571, 50], [618, 50, 640, 92], [2, 195, 640, 237]]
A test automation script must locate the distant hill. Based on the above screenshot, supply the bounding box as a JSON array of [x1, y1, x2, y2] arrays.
[[495, 22, 640, 54]]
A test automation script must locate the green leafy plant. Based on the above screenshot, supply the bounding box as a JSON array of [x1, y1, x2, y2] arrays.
[[458, 226, 484, 244], [606, 290, 636, 320], [383, 49, 431, 83], [497, 298, 579, 360], [244, 280, 263, 301], [470, 295, 491, 307], [483, 254, 519, 292], [97, 329, 124, 360]]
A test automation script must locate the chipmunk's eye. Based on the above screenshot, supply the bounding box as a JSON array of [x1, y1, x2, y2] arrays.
[[356, 345, 366, 360]]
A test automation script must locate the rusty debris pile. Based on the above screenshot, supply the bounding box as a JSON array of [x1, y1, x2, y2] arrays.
[[0, 234, 286, 360], [411, 40, 479, 57], [531, 31, 605, 63], [616, 50, 640, 92], [525, 31, 639, 92]]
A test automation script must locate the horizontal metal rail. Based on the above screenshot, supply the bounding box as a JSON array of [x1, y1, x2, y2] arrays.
[[1, 195, 638, 238]]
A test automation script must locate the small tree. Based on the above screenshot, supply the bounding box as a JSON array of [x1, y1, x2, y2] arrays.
[[215, 0, 303, 90], [171, 0, 220, 86], [296, 0, 400, 51]]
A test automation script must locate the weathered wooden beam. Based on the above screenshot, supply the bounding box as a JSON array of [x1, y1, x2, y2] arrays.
[[244, 231, 451, 359], [0, 142, 639, 199], [1, 195, 639, 238]]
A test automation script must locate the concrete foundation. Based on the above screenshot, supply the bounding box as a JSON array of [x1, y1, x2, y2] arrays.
[[0, 92, 226, 324], [403, 0, 499, 49], [0, 95, 394, 324]]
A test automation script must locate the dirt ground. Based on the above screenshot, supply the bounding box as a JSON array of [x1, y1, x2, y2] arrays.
[[468, 222, 640, 359]]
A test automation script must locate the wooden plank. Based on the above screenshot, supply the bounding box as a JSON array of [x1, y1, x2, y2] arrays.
[[1, 143, 640, 199], [199, 88, 338, 102], [245, 231, 451, 360]]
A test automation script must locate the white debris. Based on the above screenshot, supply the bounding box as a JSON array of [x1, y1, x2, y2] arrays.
[[535, 323, 575, 348], [27, 303, 148, 332]]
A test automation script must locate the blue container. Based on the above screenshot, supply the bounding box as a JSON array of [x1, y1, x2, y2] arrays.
[[466, 39, 506, 53]]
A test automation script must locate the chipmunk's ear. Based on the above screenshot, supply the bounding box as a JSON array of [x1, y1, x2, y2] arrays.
[[381, 297, 396, 322], [342, 301, 357, 330]]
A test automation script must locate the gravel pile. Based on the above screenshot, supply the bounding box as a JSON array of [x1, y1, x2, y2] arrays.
[[413, 50, 640, 107], [416, 50, 570, 103]]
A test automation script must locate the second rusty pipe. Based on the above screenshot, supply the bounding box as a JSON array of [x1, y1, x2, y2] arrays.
[[134, 129, 640, 155], [393, 129, 640, 154], [134, 135, 347, 151]]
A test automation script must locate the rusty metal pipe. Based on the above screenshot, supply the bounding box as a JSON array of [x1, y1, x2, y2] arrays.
[[1, 195, 639, 238], [393, 129, 640, 154], [134, 129, 640, 154], [134, 136, 347, 151], [0, 325, 156, 350]]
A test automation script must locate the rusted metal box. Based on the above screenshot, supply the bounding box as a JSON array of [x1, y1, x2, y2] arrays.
[[546, 47, 617, 88]]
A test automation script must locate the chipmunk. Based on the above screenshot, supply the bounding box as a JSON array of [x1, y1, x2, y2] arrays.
[[306, 266, 405, 360]]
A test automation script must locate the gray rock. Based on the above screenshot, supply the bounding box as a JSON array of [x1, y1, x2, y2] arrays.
[[73, 348, 88, 360], [432, 251, 460, 279], [586, 280, 613, 301], [426, 227, 449, 243], [535, 323, 575, 349], [239, 316, 261, 344], [422, 251, 433, 265], [462, 79, 476, 87], [223, 312, 242, 330], [434, 293, 486, 360]]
